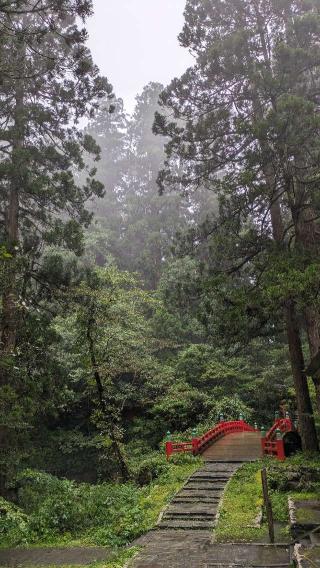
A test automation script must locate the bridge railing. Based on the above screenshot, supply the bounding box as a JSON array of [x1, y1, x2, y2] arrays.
[[165, 419, 257, 460], [165, 415, 296, 461], [261, 417, 293, 461]]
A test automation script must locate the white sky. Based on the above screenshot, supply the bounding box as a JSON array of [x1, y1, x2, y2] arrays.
[[87, 0, 193, 114]]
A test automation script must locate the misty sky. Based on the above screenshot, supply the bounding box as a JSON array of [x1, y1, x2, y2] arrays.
[[87, 0, 193, 114]]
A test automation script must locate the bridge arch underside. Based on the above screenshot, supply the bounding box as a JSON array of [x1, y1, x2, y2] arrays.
[[200, 431, 262, 462], [283, 431, 302, 457]]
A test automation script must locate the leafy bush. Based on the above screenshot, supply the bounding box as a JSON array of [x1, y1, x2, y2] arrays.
[[267, 455, 320, 492], [208, 395, 253, 423], [4, 457, 200, 547], [133, 455, 170, 486], [0, 497, 29, 546]]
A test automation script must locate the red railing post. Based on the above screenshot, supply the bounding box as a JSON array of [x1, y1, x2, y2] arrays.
[[165, 441, 173, 460], [192, 437, 199, 454], [276, 439, 285, 461]]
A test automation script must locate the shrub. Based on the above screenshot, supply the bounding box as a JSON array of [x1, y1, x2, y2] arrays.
[[6, 457, 200, 547], [0, 497, 29, 546], [133, 455, 169, 486]]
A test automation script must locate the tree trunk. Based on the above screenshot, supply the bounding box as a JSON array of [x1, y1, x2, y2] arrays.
[[239, 1, 318, 449], [288, 166, 320, 412], [285, 299, 319, 450], [262, 160, 318, 450], [0, 59, 25, 379], [0, 50, 25, 494]]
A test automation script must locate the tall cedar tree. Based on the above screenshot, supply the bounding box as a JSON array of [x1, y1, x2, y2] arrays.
[[154, 0, 320, 450], [85, 83, 194, 289], [0, 4, 111, 372]]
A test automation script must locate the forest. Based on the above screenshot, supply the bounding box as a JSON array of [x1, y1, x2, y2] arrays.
[[1, 0, 320, 563]]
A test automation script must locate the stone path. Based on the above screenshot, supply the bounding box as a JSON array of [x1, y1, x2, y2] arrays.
[[0, 547, 111, 567], [158, 460, 242, 530], [130, 536, 291, 567], [129, 432, 292, 567]]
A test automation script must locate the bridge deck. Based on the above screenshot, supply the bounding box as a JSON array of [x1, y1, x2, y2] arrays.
[[202, 431, 262, 461]]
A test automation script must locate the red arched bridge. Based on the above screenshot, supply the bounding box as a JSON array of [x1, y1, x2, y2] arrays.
[[165, 416, 300, 462]]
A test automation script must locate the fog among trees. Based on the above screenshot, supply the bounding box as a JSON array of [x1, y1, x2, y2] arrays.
[[1, 0, 320, 553]]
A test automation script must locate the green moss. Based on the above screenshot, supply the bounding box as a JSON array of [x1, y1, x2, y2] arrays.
[[215, 455, 320, 543], [215, 461, 268, 542], [295, 504, 320, 524]]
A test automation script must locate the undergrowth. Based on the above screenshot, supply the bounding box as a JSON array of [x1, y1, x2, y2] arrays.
[[215, 453, 320, 543], [0, 453, 201, 549]]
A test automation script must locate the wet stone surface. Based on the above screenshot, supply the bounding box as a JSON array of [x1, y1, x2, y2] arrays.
[[0, 547, 111, 567]]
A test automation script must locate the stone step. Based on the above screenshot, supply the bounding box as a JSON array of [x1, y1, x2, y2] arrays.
[[163, 514, 216, 522], [172, 498, 220, 504], [191, 469, 232, 479], [178, 491, 222, 498], [157, 519, 215, 530], [165, 506, 217, 516], [186, 481, 226, 489], [202, 565, 290, 567], [190, 476, 230, 482], [130, 539, 291, 567], [164, 510, 216, 517], [181, 486, 223, 493]]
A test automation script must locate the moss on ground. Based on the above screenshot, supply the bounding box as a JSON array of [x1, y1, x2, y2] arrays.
[[215, 454, 320, 543], [215, 461, 268, 542]]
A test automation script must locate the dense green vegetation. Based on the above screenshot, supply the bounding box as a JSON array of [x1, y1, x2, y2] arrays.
[[1, 454, 200, 547], [1, 0, 320, 561]]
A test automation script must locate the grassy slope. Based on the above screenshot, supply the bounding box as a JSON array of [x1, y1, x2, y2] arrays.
[[215, 455, 320, 543]]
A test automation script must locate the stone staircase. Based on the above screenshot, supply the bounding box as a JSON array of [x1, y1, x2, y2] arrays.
[[158, 461, 241, 530]]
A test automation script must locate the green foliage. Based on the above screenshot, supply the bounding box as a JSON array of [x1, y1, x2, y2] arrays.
[[2, 457, 199, 547], [216, 455, 320, 543], [216, 462, 266, 543], [0, 497, 29, 547], [131, 454, 170, 486]]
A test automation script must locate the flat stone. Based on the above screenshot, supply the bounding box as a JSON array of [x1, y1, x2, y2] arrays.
[[129, 541, 290, 567], [157, 519, 215, 529], [295, 500, 320, 525], [165, 504, 218, 515], [0, 548, 111, 567]]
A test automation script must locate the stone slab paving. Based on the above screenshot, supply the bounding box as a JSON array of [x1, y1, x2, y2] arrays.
[[129, 535, 290, 567], [0, 547, 111, 567]]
